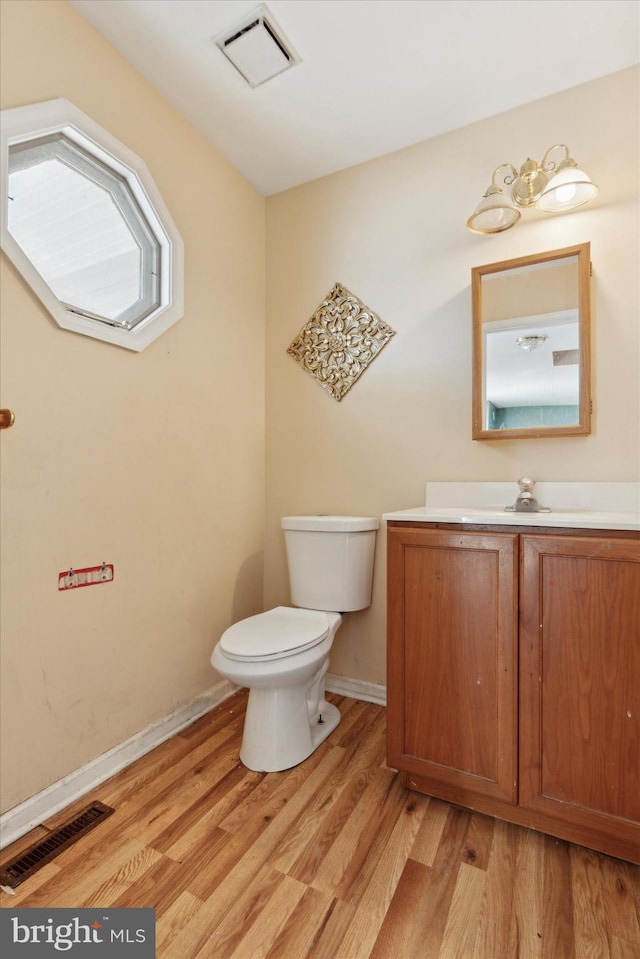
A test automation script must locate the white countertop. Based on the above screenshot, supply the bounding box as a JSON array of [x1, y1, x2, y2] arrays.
[[383, 482, 640, 531], [383, 505, 640, 531]]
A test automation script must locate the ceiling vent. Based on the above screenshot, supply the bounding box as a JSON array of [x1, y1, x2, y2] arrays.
[[553, 349, 580, 366], [213, 4, 301, 88]]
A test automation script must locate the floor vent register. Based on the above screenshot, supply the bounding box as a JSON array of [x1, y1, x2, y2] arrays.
[[0, 801, 115, 889]]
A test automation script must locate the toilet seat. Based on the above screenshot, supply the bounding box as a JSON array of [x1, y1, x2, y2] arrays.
[[220, 606, 331, 662]]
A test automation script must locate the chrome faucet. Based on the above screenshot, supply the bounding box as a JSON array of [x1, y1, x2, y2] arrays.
[[504, 476, 551, 513]]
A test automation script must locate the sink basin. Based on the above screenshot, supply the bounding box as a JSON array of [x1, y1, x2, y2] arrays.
[[456, 507, 520, 518], [451, 507, 639, 528]]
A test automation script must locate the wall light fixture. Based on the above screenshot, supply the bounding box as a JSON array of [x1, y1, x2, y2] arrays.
[[466, 144, 598, 235]]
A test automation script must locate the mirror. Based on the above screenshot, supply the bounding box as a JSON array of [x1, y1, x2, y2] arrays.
[[472, 243, 591, 440], [1, 99, 183, 352]]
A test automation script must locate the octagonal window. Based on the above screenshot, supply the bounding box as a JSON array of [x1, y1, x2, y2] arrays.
[[1, 100, 183, 351]]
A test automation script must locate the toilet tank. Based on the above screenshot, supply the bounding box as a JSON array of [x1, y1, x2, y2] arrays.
[[281, 515, 379, 612]]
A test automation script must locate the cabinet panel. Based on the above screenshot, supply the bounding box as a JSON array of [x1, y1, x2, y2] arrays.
[[520, 535, 640, 854], [387, 527, 518, 803]]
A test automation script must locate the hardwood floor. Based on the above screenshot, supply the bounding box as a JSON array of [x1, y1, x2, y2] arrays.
[[1, 690, 639, 958]]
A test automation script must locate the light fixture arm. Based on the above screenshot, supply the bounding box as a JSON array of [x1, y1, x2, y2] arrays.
[[541, 143, 574, 173], [489, 163, 519, 191]]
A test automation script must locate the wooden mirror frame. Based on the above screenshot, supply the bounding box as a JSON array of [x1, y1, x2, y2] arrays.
[[472, 243, 591, 441]]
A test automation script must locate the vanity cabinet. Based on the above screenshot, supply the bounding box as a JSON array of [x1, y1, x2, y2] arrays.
[[387, 522, 640, 863]]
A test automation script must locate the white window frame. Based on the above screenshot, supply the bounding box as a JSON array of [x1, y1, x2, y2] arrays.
[[0, 99, 184, 352]]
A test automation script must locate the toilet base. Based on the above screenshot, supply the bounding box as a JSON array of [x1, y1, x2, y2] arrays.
[[240, 691, 341, 773], [309, 700, 341, 751]]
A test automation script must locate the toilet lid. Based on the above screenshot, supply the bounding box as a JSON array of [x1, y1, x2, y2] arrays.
[[220, 606, 331, 662]]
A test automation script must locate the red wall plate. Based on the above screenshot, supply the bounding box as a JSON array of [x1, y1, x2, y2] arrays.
[[58, 564, 114, 590]]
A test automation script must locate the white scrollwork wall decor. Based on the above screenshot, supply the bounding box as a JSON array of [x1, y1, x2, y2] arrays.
[[287, 283, 396, 401]]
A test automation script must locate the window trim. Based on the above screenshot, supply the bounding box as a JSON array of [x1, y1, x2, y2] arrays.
[[0, 99, 184, 352]]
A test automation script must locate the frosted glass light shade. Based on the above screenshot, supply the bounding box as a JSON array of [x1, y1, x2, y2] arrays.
[[466, 189, 521, 234], [536, 167, 598, 213]]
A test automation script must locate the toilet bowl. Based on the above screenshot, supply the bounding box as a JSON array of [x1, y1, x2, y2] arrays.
[[211, 515, 378, 772], [212, 606, 342, 771]]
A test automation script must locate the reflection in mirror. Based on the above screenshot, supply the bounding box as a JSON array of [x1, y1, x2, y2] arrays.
[[1, 99, 183, 352], [472, 244, 591, 440]]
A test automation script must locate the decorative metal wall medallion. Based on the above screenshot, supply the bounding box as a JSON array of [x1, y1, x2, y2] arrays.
[[287, 283, 396, 401]]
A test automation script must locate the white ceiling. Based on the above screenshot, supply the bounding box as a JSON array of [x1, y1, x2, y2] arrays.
[[70, 0, 639, 196]]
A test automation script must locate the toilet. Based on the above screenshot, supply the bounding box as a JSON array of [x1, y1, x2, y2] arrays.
[[211, 515, 379, 772]]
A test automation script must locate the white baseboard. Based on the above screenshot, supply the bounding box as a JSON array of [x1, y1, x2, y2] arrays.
[[326, 673, 387, 706], [0, 673, 386, 850], [0, 680, 238, 850]]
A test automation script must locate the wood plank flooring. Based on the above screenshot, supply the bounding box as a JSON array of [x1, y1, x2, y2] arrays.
[[1, 690, 639, 958]]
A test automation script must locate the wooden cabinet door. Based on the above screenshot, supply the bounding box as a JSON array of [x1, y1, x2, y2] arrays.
[[387, 526, 518, 804], [520, 534, 640, 858]]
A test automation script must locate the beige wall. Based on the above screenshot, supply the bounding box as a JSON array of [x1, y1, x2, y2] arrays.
[[484, 260, 578, 321], [0, 0, 266, 813], [265, 66, 640, 687]]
